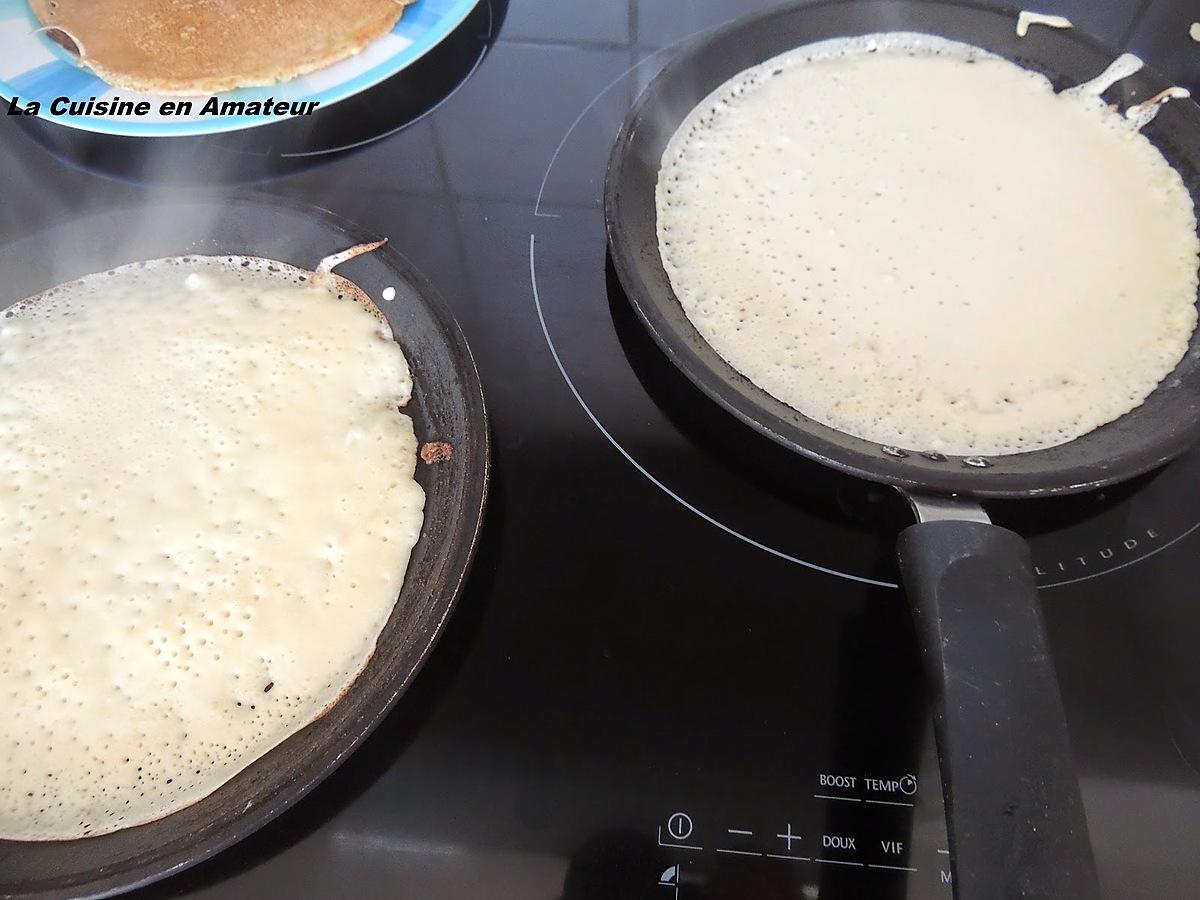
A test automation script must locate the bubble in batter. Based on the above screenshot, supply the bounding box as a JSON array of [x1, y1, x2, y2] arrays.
[[0, 256, 424, 839]]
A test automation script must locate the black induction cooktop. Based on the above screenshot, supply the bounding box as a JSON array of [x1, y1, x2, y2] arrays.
[[2, 1, 1199, 898]]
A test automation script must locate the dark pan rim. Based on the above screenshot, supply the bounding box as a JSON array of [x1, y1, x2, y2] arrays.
[[604, 0, 1200, 500], [0, 193, 491, 898]]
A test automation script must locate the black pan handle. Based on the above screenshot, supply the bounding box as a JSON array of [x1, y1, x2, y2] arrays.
[[897, 518, 1100, 900]]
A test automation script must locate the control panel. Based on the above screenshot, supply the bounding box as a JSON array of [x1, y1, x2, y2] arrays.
[[650, 771, 953, 898]]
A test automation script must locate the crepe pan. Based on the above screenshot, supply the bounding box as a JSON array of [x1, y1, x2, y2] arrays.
[[0, 195, 489, 899], [605, 2, 1200, 897]]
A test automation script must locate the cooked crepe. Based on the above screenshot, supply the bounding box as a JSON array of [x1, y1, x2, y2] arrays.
[[30, 0, 414, 94], [656, 35, 1200, 456], [0, 257, 424, 839]]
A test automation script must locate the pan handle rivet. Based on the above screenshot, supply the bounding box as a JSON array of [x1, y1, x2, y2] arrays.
[[920, 451, 948, 462], [881, 445, 908, 458], [963, 456, 992, 468]]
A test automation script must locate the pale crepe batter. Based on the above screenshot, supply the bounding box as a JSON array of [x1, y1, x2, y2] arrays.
[[0, 257, 424, 839], [656, 34, 1199, 456]]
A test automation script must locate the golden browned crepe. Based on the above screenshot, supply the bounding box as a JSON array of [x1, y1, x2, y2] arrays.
[[30, 0, 415, 95]]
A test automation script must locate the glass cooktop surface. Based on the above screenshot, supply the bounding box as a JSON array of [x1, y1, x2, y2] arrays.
[[1, 1, 1198, 897]]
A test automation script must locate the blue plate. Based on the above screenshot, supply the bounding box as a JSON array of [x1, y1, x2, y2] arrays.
[[0, 0, 479, 137]]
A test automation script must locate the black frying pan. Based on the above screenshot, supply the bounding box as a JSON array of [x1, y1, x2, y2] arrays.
[[0, 194, 489, 899], [605, 2, 1200, 898]]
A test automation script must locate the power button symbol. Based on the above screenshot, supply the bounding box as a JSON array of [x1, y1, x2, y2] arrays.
[[667, 812, 694, 841]]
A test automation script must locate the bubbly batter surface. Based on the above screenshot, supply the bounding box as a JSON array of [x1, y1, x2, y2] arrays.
[[0, 257, 424, 839], [657, 35, 1199, 455]]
